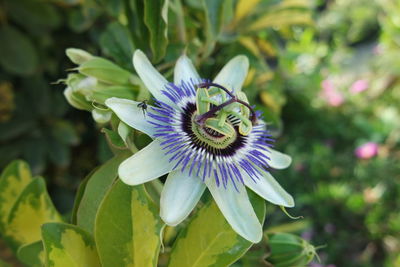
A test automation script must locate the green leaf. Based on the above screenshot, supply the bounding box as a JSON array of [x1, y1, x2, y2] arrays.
[[95, 180, 163, 267], [51, 120, 79, 146], [22, 137, 47, 174], [248, 9, 313, 32], [22, 76, 52, 116], [202, 0, 228, 38], [168, 191, 266, 267], [0, 142, 25, 168], [0, 258, 11, 267], [47, 137, 70, 167], [41, 223, 101, 267], [102, 128, 126, 149], [97, 0, 124, 17], [0, 25, 38, 75], [0, 115, 36, 142], [68, 5, 100, 33], [76, 153, 130, 234], [0, 160, 32, 234], [100, 22, 135, 68], [127, 0, 149, 50], [71, 169, 95, 225], [7, 0, 61, 33], [17, 240, 44, 267], [201, 0, 232, 56], [143, 0, 169, 62], [6, 177, 63, 250]]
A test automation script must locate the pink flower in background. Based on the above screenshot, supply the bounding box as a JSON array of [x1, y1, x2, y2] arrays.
[[350, 79, 368, 94], [321, 79, 344, 107], [355, 142, 379, 159]]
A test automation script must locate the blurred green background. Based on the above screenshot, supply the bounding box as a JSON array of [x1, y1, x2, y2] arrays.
[[0, 0, 399, 266]]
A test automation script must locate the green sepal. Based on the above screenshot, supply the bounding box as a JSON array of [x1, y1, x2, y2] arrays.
[[66, 73, 138, 105], [87, 85, 138, 105], [101, 128, 126, 149], [66, 48, 94, 65], [78, 57, 134, 85], [118, 122, 137, 152]]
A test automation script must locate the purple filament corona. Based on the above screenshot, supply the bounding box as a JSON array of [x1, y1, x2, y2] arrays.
[[147, 79, 275, 190]]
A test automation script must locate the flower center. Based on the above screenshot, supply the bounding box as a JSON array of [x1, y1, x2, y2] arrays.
[[194, 82, 256, 137], [191, 112, 237, 149]]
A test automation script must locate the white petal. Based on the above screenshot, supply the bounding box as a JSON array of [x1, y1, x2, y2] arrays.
[[132, 50, 175, 106], [213, 55, 249, 92], [174, 54, 200, 85], [118, 140, 174, 185], [205, 180, 262, 243], [266, 148, 292, 169], [160, 170, 206, 226], [105, 97, 156, 137], [243, 170, 294, 207]]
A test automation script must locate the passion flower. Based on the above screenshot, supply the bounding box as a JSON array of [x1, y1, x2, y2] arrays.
[[105, 50, 294, 243]]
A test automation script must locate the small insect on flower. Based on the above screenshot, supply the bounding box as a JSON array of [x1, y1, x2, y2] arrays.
[[137, 100, 148, 117], [106, 50, 294, 243]]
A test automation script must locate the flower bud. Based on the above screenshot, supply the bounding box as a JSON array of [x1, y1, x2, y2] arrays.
[[66, 48, 94, 65], [63, 86, 92, 111], [72, 77, 98, 95], [67, 74, 137, 105], [266, 232, 318, 267], [92, 109, 112, 124], [64, 74, 96, 110], [78, 58, 134, 85]]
